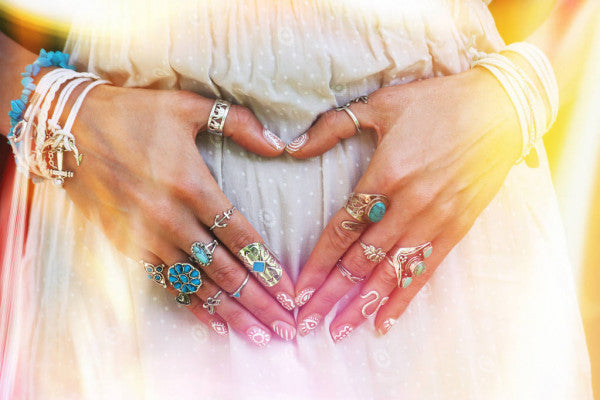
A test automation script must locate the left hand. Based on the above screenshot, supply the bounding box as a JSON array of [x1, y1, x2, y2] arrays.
[[287, 67, 522, 341]]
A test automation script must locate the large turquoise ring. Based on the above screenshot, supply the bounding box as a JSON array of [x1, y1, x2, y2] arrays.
[[341, 193, 390, 230], [385, 242, 433, 289], [190, 240, 219, 267], [168, 262, 203, 305]]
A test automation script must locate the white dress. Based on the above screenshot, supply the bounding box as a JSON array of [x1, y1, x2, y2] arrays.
[[0, 1, 593, 399]]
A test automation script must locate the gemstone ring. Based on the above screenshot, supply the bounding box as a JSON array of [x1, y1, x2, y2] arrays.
[[168, 262, 203, 305], [385, 242, 432, 289], [190, 239, 219, 267], [238, 242, 283, 287], [341, 192, 390, 230]]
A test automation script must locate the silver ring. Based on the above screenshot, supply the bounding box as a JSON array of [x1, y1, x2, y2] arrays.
[[167, 262, 203, 305], [336, 260, 365, 283], [209, 206, 236, 230], [360, 242, 386, 263], [139, 260, 167, 288], [190, 239, 219, 267], [203, 290, 223, 315], [229, 273, 250, 298], [335, 95, 368, 134], [385, 242, 432, 288], [207, 99, 231, 136], [238, 242, 283, 287]]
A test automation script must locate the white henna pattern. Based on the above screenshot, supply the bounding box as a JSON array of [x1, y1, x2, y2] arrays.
[[277, 293, 296, 311], [332, 324, 354, 343], [210, 321, 229, 336], [285, 133, 308, 153], [360, 290, 381, 318], [295, 288, 315, 307], [298, 314, 321, 335], [263, 128, 285, 150], [247, 326, 271, 348]]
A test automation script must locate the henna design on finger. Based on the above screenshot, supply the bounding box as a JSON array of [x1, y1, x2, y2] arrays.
[[360, 291, 388, 318], [298, 314, 321, 336], [277, 292, 296, 311], [332, 324, 354, 343], [210, 321, 229, 336], [246, 326, 271, 348], [295, 288, 315, 307]]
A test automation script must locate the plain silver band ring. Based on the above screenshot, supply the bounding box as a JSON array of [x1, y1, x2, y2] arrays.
[[229, 273, 250, 298], [340, 107, 361, 134], [336, 260, 365, 283]]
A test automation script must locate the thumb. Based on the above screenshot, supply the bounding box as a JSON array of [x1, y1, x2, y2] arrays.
[[285, 100, 369, 159], [193, 96, 286, 157]]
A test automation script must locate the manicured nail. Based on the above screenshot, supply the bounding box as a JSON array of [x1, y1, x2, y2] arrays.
[[246, 326, 271, 348], [332, 324, 354, 343], [210, 321, 229, 336], [285, 133, 308, 154], [276, 292, 296, 311], [263, 128, 285, 151], [295, 288, 315, 307], [378, 318, 396, 335], [272, 320, 297, 341], [298, 314, 321, 336]]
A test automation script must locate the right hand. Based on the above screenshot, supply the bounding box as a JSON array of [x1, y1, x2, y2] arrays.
[[61, 84, 297, 346]]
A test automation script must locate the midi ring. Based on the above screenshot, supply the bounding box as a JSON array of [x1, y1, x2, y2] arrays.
[[140, 260, 167, 288], [360, 242, 386, 263], [336, 96, 368, 134], [230, 273, 250, 298], [336, 260, 365, 283], [209, 206, 236, 230], [190, 239, 219, 267], [385, 242, 433, 288], [238, 242, 283, 287], [168, 262, 203, 305], [203, 290, 223, 315], [207, 99, 231, 136], [341, 192, 390, 230]]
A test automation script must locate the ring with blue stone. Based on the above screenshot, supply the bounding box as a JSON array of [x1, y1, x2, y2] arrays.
[[140, 260, 167, 288], [238, 242, 283, 287], [168, 262, 203, 305], [229, 273, 250, 298], [190, 239, 219, 267], [342, 193, 390, 230], [385, 242, 432, 289]]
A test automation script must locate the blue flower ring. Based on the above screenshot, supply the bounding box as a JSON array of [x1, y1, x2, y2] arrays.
[[341, 193, 390, 230], [168, 262, 203, 305], [140, 260, 167, 288]]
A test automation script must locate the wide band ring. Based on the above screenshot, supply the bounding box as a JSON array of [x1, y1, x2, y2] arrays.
[[230, 273, 250, 298], [209, 206, 236, 230], [190, 239, 219, 267], [140, 260, 167, 288], [168, 262, 203, 305], [385, 242, 433, 288], [238, 243, 283, 287], [336, 259, 365, 283], [203, 290, 223, 315], [207, 99, 231, 136], [343, 192, 390, 228]]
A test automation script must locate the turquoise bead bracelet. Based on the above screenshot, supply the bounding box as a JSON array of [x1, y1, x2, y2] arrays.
[[8, 49, 76, 139]]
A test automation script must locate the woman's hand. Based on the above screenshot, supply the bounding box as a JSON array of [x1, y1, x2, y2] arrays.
[[288, 67, 522, 340], [62, 84, 297, 346]]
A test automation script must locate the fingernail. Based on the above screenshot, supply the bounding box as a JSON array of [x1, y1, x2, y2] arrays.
[[272, 320, 297, 341], [285, 133, 308, 154], [298, 314, 321, 336], [332, 324, 354, 343], [210, 321, 229, 336], [378, 318, 396, 335], [246, 326, 271, 348], [295, 288, 315, 307], [276, 292, 296, 311], [263, 128, 285, 151]]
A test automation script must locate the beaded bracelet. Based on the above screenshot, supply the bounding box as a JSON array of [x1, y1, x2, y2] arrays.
[[8, 49, 75, 139]]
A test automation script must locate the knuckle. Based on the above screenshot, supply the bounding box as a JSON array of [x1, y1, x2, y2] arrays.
[[318, 289, 341, 310], [247, 297, 272, 319], [227, 229, 259, 254], [209, 264, 242, 291], [223, 308, 246, 326], [379, 264, 399, 288], [226, 106, 256, 137], [342, 253, 370, 276], [328, 222, 360, 252]]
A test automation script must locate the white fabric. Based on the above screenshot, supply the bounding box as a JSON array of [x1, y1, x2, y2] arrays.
[[0, 1, 592, 399]]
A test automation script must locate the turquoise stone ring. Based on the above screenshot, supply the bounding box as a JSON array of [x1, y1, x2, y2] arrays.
[[342, 193, 390, 228], [385, 242, 433, 289], [190, 240, 219, 267], [168, 262, 203, 305]]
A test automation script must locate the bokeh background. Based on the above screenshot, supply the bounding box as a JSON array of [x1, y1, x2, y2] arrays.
[[0, 0, 598, 398]]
